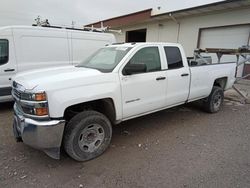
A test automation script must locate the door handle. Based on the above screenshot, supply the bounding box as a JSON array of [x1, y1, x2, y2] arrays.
[[4, 69, 15, 72], [181, 73, 189, 77], [156, 76, 166, 81]]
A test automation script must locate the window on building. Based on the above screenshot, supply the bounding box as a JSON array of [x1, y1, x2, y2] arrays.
[[126, 29, 147, 42], [0, 40, 9, 65], [128, 47, 161, 72], [164, 47, 183, 69]]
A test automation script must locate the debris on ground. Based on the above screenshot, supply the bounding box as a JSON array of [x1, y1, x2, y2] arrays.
[[122, 130, 131, 136], [20, 175, 27, 179]]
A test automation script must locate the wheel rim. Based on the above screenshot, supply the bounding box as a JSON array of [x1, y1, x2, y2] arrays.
[[213, 92, 222, 110], [78, 124, 105, 153]]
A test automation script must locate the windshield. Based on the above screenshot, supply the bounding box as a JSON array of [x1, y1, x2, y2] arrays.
[[77, 47, 132, 72]]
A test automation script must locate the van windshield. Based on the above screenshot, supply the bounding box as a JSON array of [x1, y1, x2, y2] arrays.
[[77, 47, 132, 72], [0, 40, 8, 65]]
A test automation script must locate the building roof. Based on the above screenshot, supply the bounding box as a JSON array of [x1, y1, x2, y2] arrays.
[[85, 9, 152, 28], [85, 0, 250, 28]]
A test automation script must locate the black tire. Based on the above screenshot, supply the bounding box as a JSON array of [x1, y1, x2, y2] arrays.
[[63, 110, 112, 162], [203, 86, 224, 113]]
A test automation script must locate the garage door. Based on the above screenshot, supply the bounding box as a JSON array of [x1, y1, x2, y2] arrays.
[[199, 25, 250, 49], [199, 25, 250, 77]]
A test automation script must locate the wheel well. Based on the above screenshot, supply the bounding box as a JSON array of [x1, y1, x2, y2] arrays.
[[213, 77, 228, 90], [64, 98, 116, 124]]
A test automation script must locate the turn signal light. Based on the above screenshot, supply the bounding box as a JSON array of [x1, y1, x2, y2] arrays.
[[35, 107, 48, 116], [34, 93, 47, 101]]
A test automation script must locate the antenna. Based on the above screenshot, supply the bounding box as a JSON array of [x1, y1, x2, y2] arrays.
[[71, 21, 75, 28]]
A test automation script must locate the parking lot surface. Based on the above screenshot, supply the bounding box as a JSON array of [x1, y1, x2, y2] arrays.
[[0, 87, 250, 188]]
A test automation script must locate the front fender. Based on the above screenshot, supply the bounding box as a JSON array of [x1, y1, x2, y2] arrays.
[[47, 82, 122, 121]]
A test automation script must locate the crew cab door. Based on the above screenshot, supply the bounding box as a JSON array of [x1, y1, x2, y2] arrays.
[[120, 46, 167, 119], [164, 46, 190, 106], [0, 37, 17, 97]]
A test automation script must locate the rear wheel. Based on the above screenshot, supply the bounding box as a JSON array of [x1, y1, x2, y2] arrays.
[[203, 86, 224, 113], [63, 110, 112, 161]]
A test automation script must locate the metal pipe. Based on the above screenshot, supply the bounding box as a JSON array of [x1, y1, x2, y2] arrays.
[[237, 56, 250, 67], [247, 31, 250, 46], [169, 13, 180, 43], [236, 73, 250, 81], [232, 85, 248, 101]]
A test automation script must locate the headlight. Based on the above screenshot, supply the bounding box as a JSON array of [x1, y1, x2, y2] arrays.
[[34, 107, 49, 116], [12, 82, 49, 118], [20, 92, 47, 101], [34, 92, 47, 101], [16, 91, 49, 117]]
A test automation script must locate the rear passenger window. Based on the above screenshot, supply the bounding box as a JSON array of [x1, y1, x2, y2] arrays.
[[0, 39, 8, 65], [164, 47, 183, 69], [129, 47, 161, 72]]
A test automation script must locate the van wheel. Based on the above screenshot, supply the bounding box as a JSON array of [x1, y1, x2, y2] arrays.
[[203, 86, 224, 113], [63, 110, 112, 161]]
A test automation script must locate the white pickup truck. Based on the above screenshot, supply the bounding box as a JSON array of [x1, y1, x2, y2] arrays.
[[12, 42, 236, 161]]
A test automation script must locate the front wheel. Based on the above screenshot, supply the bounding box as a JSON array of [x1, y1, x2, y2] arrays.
[[203, 86, 224, 113], [63, 110, 112, 161]]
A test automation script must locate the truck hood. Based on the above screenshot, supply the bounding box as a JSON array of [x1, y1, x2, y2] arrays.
[[13, 66, 105, 91]]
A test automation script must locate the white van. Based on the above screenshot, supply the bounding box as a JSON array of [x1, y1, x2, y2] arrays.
[[0, 25, 116, 102]]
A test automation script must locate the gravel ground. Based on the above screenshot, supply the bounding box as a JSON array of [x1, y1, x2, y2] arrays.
[[0, 86, 250, 188]]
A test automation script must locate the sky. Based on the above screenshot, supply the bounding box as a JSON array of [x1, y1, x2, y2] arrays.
[[0, 0, 224, 27]]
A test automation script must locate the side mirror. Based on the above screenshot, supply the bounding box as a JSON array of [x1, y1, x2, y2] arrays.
[[190, 60, 198, 66], [123, 63, 147, 75]]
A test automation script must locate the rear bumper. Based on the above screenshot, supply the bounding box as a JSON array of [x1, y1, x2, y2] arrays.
[[13, 103, 65, 159]]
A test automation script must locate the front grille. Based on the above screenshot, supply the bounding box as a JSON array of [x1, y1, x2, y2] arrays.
[[12, 81, 30, 101], [12, 81, 22, 101], [13, 88, 21, 100]]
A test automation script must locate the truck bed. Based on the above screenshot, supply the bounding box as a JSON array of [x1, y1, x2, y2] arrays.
[[188, 62, 236, 101]]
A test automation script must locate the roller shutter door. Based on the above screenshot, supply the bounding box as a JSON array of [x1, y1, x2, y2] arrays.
[[199, 25, 250, 77]]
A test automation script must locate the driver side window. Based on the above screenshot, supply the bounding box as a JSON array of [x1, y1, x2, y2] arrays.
[[127, 47, 161, 73], [0, 39, 9, 65]]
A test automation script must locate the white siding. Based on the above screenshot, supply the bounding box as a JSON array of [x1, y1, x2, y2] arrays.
[[114, 7, 250, 57]]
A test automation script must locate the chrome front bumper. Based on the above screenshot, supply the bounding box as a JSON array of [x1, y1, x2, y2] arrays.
[[13, 104, 65, 159]]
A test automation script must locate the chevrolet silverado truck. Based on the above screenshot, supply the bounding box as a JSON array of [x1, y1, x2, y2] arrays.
[[12, 43, 236, 161]]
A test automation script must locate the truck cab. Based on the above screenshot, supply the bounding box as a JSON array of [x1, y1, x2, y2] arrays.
[[116, 43, 191, 118]]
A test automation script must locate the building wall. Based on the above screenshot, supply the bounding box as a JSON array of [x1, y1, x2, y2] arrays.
[[114, 7, 250, 57]]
